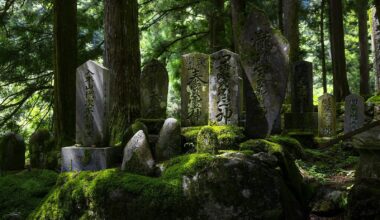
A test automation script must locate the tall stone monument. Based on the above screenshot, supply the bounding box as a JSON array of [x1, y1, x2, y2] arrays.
[[318, 94, 336, 138], [238, 8, 290, 136], [76, 60, 110, 147], [284, 61, 317, 133], [344, 94, 365, 134], [140, 59, 169, 119], [181, 53, 210, 127], [209, 49, 241, 125]]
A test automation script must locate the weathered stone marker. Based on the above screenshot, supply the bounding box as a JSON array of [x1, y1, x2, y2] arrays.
[[371, 7, 380, 93], [181, 53, 210, 126], [238, 8, 290, 136], [0, 132, 25, 171], [291, 61, 313, 113], [140, 59, 169, 119], [209, 49, 241, 125], [284, 61, 317, 133], [318, 94, 336, 137], [76, 60, 110, 147], [344, 94, 365, 134]]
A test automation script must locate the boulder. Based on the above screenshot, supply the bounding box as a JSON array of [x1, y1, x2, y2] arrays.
[[0, 132, 25, 171], [121, 130, 155, 176], [121, 121, 148, 147], [196, 126, 219, 154], [156, 118, 181, 161], [29, 129, 57, 169]]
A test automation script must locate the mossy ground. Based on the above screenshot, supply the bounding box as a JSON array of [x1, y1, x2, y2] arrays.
[[0, 170, 58, 219]]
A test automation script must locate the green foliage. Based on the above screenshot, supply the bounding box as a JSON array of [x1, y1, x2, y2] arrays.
[[0, 170, 58, 219], [367, 95, 380, 104]]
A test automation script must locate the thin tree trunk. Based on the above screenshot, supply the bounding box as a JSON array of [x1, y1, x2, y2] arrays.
[[328, 0, 350, 101], [357, 0, 370, 97], [321, 0, 327, 94], [231, 0, 246, 53], [104, 0, 141, 146], [53, 0, 77, 149], [373, 1, 380, 93], [209, 0, 226, 52], [278, 0, 283, 32], [282, 0, 300, 63]]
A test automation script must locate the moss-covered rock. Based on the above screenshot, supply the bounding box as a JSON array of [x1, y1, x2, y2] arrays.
[[268, 135, 305, 159], [136, 118, 165, 134], [0, 170, 58, 219], [182, 125, 245, 152], [121, 121, 149, 147], [30, 152, 307, 219], [348, 178, 380, 219], [196, 126, 219, 154], [29, 129, 57, 170]]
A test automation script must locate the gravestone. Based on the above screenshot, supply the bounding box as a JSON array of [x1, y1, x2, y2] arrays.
[[209, 49, 241, 125], [76, 60, 110, 147], [318, 94, 336, 137], [344, 94, 365, 134], [291, 61, 313, 113], [371, 7, 380, 93], [284, 61, 317, 133], [140, 59, 169, 119], [238, 8, 290, 136], [0, 132, 25, 171], [181, 53, 210, 127]]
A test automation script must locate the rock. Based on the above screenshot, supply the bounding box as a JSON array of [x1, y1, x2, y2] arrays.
[[310, 187, 347, 216], [156, 118, 181, 161], [29, 129, 57, 169], [121, 130, 155, 176], [140, 59, 169, 119], [122, 121, 148, 147], [348, 178, 380, 219], [196, 126, 219, 154], [0, 132, 25, 171]]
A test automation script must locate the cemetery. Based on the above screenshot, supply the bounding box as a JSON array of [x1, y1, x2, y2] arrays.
[[0, 0, 380, 219]]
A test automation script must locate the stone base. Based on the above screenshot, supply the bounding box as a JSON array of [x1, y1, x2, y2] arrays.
[[284, 112, 317, 133], [61, 146, 122, 172]]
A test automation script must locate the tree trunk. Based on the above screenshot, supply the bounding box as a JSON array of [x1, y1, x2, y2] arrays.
[[282, 0, 300, 63], [104, 0, 141, 146], [328, 0, 350, 101], [357, 0, 370, 97], [278, 0, 283, 32], [320, 0, 327, 94], [373, 1, 380, 94], [53, 0, 77, 149], [231, 0, 246, 53], [209, 0, 226, 52]]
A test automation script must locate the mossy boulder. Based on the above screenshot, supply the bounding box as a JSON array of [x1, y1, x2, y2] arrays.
[[182, 125, 245, 152], [121, 121, 148, 147], [0, 132, 25, 171], [348, 178, 380, 219], [136, 118, 165, 134], [121, 130, 155, 176], [196, 126, 219, 154], [30, 152, 307, 219], [240, 139, 312, 211], [29, 129, 57, 170], [268, 135, 305, 159]]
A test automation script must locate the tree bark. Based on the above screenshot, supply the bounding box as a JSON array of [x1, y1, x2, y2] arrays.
[[328, 0, 350, 101], [282, 0, 300, 63], [53, 0, 77, 149], [104, 0, 141, 146], [320, 0, 327, 94], [278, 0, 283, 32], [357, 0, 370, 97], [209, 0, 226, 52], [231, 0, 246, 54], [373, 1, 380, 94]]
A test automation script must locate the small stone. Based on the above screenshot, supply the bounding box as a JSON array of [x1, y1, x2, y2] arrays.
[[196, 126, 219, 154], [121, 130, 155, 176], [156, 118, 181, 162]]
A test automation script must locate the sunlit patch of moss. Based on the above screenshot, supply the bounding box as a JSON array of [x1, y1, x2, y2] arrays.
[[268, 135, 305, 159], [240, 139, 283, 155], [367, 95, 380, 104], [30, 153, 216, 219]]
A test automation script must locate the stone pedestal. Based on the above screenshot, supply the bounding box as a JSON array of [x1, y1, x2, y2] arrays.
[[61, 146, 122, 172]]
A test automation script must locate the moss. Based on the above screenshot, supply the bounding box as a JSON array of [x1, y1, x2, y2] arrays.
[[0, 170, 58, 219], [367, 95, 380, 104], [182, 125, 245, 151], [240, 139, 283, 155], [268, 135, 305, 159], [196, 126, 219, 154], [30, 154, 215, 219]]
